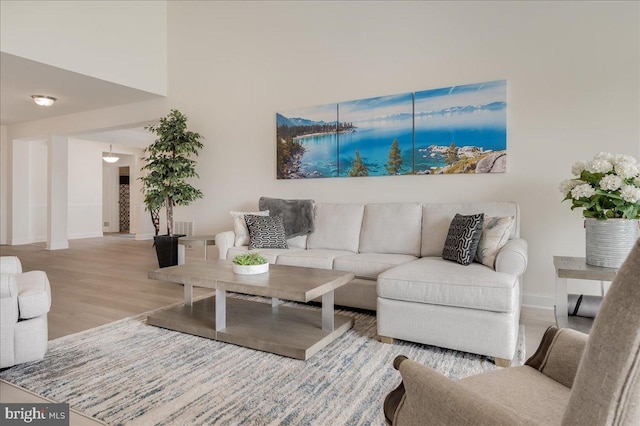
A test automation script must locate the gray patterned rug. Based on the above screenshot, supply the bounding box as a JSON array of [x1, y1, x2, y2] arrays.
[[1, 296, 525, 425]]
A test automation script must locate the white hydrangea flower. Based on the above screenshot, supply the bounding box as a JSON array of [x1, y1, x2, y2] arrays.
[[595, 152, 615, 162], [600, 174, 623, 191], [571, 161, 586, 176], [613, 154, 637, 165], [571, 183, 596, 199], [620, 185, 640, 203], [559, 179, 581, 194], [586, 159, 613, 174], [614, 161, 639, 179]]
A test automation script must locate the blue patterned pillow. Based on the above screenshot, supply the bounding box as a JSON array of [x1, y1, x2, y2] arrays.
[[245, 215, 289, 250], [442, 213, 484, 265]]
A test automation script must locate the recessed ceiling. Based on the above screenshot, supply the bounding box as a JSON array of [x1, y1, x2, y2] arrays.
[[0, 52, 163, 126]]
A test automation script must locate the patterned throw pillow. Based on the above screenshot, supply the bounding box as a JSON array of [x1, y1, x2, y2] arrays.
[[442, 213, 484, 265], [230, 210, 269, 246], [475, 216, 515, 269], [245, 215, 288, 250]]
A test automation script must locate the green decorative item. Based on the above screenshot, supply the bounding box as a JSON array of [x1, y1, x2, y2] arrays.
[[560, 152, 640, 267], [232, 252, 268, 266], [140, 109, 204, 267], [232, 253, 269, 275]]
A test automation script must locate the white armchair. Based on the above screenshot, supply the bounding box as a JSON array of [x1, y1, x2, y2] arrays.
[[0, 256, 51, 368]]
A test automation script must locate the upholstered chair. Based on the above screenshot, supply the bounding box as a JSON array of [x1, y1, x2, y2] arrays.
[[0, 256, 52, 368], [384, 239, 640, 425]]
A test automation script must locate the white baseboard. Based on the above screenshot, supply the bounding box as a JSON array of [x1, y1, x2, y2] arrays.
[[8, 237, 39, 245], [69, 232, 103, 240], [522, 292, 555, 309]]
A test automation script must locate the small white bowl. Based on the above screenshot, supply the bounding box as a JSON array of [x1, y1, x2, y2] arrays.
[[232, 263, 269, 275]]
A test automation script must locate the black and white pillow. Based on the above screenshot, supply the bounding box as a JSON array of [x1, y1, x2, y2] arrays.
[[245, 215, 288, 250], [442, 213, 484, 265]]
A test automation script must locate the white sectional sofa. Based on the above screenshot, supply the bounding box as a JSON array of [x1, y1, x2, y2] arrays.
[[215, 201, 527, 364]]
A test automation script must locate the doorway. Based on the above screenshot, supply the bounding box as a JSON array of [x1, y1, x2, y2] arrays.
[[119, 167, 130, 233]]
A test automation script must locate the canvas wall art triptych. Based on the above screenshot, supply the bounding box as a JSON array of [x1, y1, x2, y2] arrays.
[[276, 80, 507, 179]]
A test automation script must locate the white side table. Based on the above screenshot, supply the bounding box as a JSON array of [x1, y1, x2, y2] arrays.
[[553, 256, 618, 333], [178, 235, 216, 265]]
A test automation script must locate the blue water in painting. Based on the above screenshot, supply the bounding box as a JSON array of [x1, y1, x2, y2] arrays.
[[295, 109, 506, 177]]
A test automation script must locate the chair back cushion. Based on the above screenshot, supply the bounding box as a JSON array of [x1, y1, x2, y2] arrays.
[[562, 240, 640, 425], [0, 256, 22, 274]]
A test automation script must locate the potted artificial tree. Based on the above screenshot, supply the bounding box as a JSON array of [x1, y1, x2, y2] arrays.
[[140, 109, 204, 267]]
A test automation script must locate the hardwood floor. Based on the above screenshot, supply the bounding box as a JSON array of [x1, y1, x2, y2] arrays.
[[0, 237, 215, 339], [0, 236, 556, 423]]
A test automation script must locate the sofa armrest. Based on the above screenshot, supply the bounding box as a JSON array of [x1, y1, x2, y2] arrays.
[[15, 271, 51, 319], [0, 256, 22, 274], [215, 231, 235, 260], [525, 326, 587, 388], [495, 238, 528, 276], [392, 358, 534, 425]]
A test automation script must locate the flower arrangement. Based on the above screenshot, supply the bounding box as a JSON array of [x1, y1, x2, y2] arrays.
[[560, 152, 640, 219]]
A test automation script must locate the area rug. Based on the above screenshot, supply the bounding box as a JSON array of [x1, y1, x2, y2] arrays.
[[1, 296, 525, 425]]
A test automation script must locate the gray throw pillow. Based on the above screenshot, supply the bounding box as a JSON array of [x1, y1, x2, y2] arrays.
[[442, 213, 484, 265], [245, 215, 288, 250]]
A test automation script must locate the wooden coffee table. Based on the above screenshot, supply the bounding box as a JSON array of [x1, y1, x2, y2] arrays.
[[147, 260, 355, 360]]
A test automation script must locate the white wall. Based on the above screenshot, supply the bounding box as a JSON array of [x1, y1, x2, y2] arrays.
[[0, 125, 7, 244], [28, 140, 47, 242], [164, 1, 639, 307], [2, 1, 638, 307], [0, 0, 167, 95], [68, 138, 103, 239]]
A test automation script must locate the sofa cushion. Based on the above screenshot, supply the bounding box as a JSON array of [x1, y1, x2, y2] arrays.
[[276, 249, 355, 270], [377, 257, 519, 312], [359, 203, 422, 256], [422, 202, 520, 257], [475, 216, 516, 269], [230, 210, 269, 246], [306, 203, 365, 252], [245, 215, 288, 250], [333, 253, 418, 279], [226, 246, 303, 264], [441, 213, 484, 265]]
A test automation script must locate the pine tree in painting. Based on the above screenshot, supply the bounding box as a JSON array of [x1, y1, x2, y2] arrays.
[[386, 138, 402, 175], [446, 142, 459, 166], [349, 148, 369, 177]]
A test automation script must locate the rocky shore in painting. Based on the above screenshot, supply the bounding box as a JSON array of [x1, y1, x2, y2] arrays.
[[416, 145, 506, 174]]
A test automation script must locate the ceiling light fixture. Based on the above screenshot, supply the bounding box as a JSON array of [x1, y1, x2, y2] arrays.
[[102, 145, 119, 163], [31, 95, 57, 107]]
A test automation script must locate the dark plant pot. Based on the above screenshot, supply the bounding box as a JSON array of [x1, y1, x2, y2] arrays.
[[153, 235, 185, 268]]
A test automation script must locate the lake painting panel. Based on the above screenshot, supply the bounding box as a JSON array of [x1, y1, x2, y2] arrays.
[[414, 80, 507, 174], [276, 103, 338, 179], [276, 80, 507, 179], [338, 93, 414, 177]]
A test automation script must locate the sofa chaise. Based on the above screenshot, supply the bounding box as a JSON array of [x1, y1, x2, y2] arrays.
[[215, 201, 528, 365]]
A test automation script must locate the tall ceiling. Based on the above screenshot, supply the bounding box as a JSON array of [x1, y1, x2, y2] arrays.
[[0, 52, 162, 127]]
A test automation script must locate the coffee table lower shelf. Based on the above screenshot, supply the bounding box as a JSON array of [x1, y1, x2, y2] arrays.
[[147, 295, 354, 360]]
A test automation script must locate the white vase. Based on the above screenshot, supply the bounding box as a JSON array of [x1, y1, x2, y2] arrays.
[[232, 263, 269, 275], [585, 218, 639, 268]]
